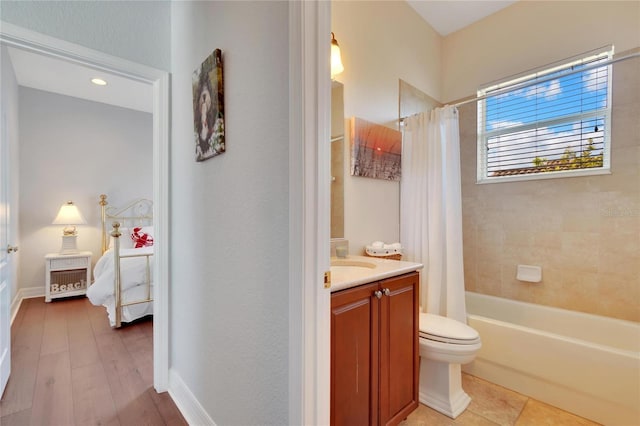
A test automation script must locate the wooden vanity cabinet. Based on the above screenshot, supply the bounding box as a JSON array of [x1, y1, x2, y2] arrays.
[[331, 272, 419, 426]]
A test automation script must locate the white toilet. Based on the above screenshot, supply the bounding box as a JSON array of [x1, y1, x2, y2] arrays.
[[418, 313, 481, 419]]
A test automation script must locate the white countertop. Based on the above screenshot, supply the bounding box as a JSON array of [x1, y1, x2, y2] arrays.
[[330, 255, 423, 293]]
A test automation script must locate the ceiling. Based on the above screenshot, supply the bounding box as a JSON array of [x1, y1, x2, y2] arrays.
[[7, 46, 152, 113], [407, 0, 517, 36], [5, 1, 515, 112]]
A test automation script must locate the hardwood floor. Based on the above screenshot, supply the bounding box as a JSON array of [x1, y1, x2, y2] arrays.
[[0, 297, 186, 426]]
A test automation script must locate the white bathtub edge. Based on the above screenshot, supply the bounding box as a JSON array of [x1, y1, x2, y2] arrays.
[[463, 359, 638, 426], [463, 291, 640, 425]]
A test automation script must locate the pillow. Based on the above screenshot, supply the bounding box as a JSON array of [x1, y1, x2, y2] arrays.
[[131, 226, 154, 248], [108, 227, 134, 250], [140, 225, 154, 238]]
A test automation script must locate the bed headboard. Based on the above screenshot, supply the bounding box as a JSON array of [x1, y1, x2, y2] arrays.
[[99, 194, 153, 254]]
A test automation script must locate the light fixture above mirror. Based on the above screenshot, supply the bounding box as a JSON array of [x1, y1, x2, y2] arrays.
[[331, 32, 344, 78]]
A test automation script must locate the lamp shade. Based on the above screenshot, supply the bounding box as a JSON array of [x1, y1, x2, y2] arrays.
[[331, 32, 344, 78], [53, 201, 87, 232]]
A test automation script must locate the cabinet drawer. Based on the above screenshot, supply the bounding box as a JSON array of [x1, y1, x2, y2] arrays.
[[50, 256, 89, 269]]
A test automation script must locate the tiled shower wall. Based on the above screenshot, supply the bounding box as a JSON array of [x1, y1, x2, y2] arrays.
[[460, 51, 639, 322]]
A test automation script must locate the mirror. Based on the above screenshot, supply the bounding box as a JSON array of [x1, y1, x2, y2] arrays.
[[399, 79, 439, 126], [331, 81, 345, 239]]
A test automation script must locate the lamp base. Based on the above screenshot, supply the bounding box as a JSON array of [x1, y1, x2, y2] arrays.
[[60, 235, 79, 254]]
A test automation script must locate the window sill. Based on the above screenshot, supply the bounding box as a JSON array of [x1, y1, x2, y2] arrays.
[[476, 167, 611, 184]]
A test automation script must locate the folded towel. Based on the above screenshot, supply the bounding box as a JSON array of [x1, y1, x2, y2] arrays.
[[371, 241, 384, 249], [390, 242, 402, 249]]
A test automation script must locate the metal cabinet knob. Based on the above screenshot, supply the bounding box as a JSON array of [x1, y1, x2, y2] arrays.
[[374, 289, 391, 299], [7, 245, 18, 253]]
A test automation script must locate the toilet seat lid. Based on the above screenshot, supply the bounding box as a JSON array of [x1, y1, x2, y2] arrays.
[[419, 313, 479, 343]]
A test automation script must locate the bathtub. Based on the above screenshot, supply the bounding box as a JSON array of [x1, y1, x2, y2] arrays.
[[463, 291, 640, 426]]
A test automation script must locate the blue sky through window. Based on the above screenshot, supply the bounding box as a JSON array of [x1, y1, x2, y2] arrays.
[[481, 55, 610, 174]]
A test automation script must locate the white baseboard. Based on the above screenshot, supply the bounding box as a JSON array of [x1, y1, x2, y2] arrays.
[[10, 286, 45, 324], [169, 368, 216, 426]]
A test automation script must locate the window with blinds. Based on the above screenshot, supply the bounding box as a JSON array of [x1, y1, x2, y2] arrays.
[[477, 47, 613, 183]]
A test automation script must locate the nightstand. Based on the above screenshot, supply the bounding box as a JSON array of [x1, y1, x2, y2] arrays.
[[45, 251, 92, 302]]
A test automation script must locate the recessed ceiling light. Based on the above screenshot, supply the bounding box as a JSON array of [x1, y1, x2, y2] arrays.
[[91, 78, 107, 86]]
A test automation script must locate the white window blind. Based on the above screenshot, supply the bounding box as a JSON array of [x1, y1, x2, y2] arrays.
[[477, 47, 613, 183]]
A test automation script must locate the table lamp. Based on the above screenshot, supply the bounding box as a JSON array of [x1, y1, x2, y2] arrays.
[[52, 201, 87, 254]]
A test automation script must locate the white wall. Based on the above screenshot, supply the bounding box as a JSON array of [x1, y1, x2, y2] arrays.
[[0, 0, 170, 71], [170, 2, 290, 424], [1, 46, 21, 303], [3, 2, 293, 424], [18, 88, 152, 290], [442, 0, 640, 103], [332, 1, 442, 254]]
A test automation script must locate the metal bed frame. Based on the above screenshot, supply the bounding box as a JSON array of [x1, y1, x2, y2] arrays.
[[99, 194, 154, 328]]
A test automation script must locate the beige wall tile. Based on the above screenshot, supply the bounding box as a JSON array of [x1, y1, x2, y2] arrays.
[[611, 104, 640, 148], [475, 275, 502, 296], [532, 232, 562, 250], [597, 271, 640, 318], [461, 60, 639, 322], [560, 270, 600, 313]]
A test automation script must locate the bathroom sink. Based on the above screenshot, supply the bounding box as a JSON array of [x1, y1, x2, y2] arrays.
[[328, 255, 423, 293], [330, 259, 377, 269], [330, 259, 378, 285]]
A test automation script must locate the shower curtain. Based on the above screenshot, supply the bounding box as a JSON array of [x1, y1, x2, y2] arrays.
[[400, 105, 467, 323]]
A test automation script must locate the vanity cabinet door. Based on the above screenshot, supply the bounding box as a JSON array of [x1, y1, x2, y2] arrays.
[[331, 282, 379, 426], [379, 272, 419, 426], [331, 271, 419, 426]]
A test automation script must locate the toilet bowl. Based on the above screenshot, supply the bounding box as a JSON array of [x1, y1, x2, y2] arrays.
[[418, 313, 481, 419]]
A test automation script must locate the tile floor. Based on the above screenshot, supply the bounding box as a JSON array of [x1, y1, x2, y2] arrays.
[[401, 373, 601, 425]]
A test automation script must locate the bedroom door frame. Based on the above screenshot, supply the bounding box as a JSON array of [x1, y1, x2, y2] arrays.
[[0, 22, 171, 392]]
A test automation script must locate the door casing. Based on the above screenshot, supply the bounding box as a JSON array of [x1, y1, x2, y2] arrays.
[[0, 21, 171, 392]]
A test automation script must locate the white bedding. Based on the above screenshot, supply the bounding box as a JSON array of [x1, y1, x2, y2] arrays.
[[87, 246, 154, 326], [100, 286, 154, 327]]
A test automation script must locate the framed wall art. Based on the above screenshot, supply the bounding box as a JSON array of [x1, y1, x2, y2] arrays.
[[350, 117, 402, 181], [193, 49, 225, 161]]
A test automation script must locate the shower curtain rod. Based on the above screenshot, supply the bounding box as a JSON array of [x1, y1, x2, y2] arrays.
[[399, 51, 639, 124], [453, 51, 639, 108]]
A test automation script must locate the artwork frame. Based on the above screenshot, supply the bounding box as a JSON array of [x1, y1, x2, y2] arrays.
[[350, 117, 402, 181], [193, 49, 225, 162]]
